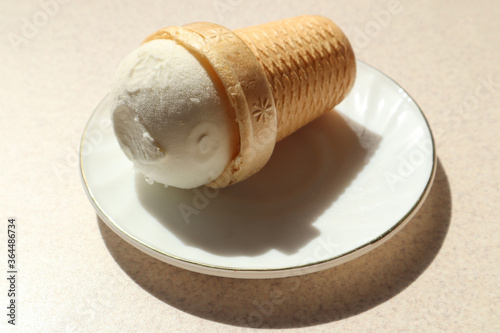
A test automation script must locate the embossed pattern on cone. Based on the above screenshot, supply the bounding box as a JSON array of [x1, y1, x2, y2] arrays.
[[143, 15, 355, 187], [235, 15, 356, 142]]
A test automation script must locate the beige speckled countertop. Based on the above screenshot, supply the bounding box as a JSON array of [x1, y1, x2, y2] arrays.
[[1, 0, 499, 332]]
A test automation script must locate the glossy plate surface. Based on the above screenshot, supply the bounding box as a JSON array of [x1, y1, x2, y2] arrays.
[[80, 61, 436, 279]]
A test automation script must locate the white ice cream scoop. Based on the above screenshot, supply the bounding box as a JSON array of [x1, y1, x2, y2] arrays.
[[111, 39, 238, 189]]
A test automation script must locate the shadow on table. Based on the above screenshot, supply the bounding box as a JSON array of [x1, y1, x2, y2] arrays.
[[98, 119, 450, 329]]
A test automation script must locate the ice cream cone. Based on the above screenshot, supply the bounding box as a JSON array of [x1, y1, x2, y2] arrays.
[[143, 15, 356, 188]]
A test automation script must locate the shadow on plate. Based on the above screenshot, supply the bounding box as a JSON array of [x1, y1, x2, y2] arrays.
[[99, 158, 451, 328], [134, 109, 381, 256]]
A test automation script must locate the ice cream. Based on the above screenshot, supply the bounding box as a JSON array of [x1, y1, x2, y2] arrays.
[[111, 15, 356, 189], [111, 39, 238, 189]]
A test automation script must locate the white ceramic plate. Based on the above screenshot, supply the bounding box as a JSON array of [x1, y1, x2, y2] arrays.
[[80, 61, 436, 279]]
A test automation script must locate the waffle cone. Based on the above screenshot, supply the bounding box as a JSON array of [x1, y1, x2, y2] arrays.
[[143, 15, 356, 188]]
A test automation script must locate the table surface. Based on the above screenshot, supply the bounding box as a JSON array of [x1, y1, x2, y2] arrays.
[[1, 0, 499, 332]]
